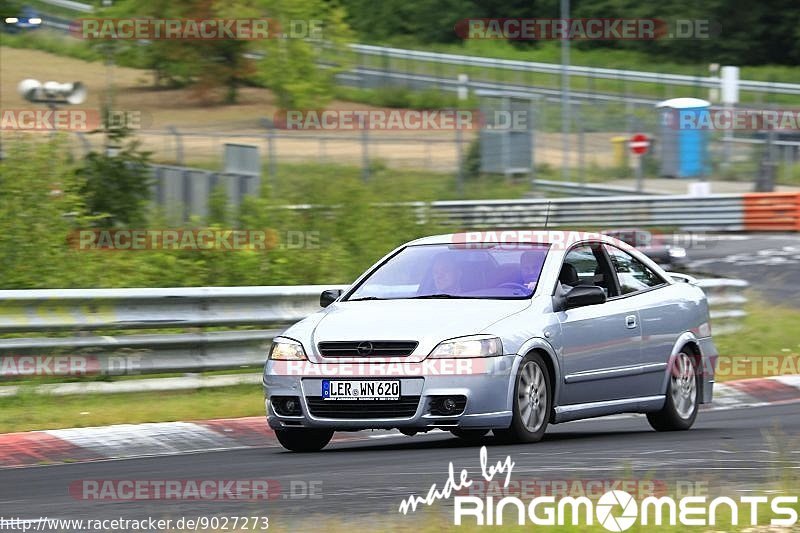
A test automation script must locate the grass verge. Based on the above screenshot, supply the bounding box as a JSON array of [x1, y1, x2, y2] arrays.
[[713, 301, 800, 382], [0, 384, 263, 433]]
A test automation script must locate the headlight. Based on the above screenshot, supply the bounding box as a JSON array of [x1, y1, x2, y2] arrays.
[[269, 338, 307, 360], [429, 335, 503, 358], [668, 247, 687, 258]]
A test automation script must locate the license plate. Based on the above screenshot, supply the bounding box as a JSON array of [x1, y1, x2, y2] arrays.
[[322, 380, 400, 400]]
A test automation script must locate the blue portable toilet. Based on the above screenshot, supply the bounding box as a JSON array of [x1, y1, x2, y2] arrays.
[[656, 97, 711, 178]]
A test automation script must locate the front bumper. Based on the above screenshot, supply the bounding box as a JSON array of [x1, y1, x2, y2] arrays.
[[263, 355, 517, 431]]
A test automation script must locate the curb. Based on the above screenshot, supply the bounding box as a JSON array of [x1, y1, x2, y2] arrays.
[[2, 375, 799, 469]]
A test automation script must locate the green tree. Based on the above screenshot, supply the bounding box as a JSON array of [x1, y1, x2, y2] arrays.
[[253, 0, 352, 109], [100, 0, 351, 105], [0, 137, 84, 288], [76, 112, 152, 227]]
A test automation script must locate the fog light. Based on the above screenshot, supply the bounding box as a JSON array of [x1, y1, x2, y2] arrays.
[[429, 395, 467, 416], [272, 396, 302, 416]]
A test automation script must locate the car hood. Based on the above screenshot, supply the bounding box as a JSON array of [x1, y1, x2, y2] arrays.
[[303, 298, 530, 360]]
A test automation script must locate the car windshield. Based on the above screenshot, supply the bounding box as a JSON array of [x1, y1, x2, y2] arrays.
[[346, 243, 550, 300]]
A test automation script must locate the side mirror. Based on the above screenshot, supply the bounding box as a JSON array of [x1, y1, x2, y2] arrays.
[[320, 289, 343, 308], [564, 285, 606, 309]]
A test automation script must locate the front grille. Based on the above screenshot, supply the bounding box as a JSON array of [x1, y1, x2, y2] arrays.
[[306, 396, 421, 419], [318, 340, 418, 357]]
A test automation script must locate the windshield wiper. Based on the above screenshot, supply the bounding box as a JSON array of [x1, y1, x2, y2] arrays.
[[347, 296, 387, 301]]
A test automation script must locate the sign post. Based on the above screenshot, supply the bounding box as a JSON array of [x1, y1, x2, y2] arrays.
[[629, 133, 650, 193]]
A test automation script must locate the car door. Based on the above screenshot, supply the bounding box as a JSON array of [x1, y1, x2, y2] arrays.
[[555, 242, 644, 405], [604, 244, 675, 395]]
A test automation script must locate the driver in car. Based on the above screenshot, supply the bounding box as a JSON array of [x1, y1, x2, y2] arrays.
[[520, 251, 544, 291], [431, 253, 463, 294]]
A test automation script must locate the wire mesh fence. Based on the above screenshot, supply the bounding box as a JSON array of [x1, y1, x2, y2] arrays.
[[53, 98, 800, 190]]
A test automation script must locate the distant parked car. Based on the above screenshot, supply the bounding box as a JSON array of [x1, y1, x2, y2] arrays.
[[263, 231, 716, 452], [602, 229, 688, 270], [2, 6, 42, 33]]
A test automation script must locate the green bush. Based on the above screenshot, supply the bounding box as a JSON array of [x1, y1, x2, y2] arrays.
[[0, 138, 443, 289]]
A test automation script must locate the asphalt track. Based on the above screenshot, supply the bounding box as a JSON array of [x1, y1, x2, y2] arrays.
[[685, 233, 800, 307], [3, 403, 799, 529]]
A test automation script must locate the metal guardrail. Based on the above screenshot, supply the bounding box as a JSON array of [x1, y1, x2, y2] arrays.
[[0, 285, 348, 378], [529, 180, 660, 197], [0, 285, 345, 332], [231, 193, 797, 231], [350, 45, 800, 97], [341, 67, 662, 106], [40, 0, 93, 12], [0, 280, 746, 381], [428, 194, 750, 231]]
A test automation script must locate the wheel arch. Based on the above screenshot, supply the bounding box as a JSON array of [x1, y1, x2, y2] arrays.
[[516, 337, 562, 413], [661, 331, 704, 402]]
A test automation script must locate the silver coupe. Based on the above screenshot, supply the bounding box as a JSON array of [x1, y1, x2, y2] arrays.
[[263, 231, 717, 452]]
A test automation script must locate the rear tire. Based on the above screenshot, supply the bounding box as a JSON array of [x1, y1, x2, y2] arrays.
[[647, 352, 699, 431], [275, 428, 334, 452], [494, 353, 551, 443]]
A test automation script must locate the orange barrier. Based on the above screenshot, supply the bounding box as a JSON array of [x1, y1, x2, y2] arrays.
[[743, 192, 800, 232]]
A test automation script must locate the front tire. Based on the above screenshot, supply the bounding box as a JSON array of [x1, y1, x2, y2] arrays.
[[275, 428, 334, 452], [647, 352, 699, 431], [494, 353, 551, 443]]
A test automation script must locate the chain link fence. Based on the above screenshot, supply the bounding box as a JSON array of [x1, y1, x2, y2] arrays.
[[60, 102, 800, 193]]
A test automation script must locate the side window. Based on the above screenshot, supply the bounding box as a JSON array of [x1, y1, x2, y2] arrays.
[[559, 244, 608, 294], [605, 245, 665, 295]]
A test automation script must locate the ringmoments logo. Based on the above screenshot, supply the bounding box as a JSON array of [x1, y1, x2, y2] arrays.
[[453, 490, 799, 529], [397, 447, 799, 529]]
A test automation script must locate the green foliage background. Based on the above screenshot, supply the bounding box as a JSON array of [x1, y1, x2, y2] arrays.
[[0, 136, 437, 289]]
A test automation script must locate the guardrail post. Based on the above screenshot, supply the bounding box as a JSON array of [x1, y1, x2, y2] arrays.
[[361, 123, 370, 182], [455, 127, 464, 196], [168, 125, 183, 166]]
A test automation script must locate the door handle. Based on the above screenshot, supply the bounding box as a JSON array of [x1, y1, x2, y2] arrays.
[[625, 315, 637, 328]]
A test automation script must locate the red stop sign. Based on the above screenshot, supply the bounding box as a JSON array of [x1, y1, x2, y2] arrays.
[[629, 133, 650, 155]]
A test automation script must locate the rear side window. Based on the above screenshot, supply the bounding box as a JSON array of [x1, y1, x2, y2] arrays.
[[605, 245, 665, 295]]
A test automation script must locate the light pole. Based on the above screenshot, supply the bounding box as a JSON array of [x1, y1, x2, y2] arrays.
[[102, 0, 115, 112], [561, 0, 570, 182]]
